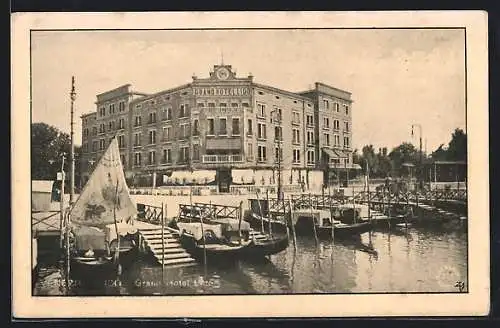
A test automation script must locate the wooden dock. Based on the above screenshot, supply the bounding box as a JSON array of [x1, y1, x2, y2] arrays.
[[133, 221, 197, 268]]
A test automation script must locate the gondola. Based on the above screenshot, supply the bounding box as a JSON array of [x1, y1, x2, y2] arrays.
[[66, 137, 139, 282], [243, 230, 289, 257]]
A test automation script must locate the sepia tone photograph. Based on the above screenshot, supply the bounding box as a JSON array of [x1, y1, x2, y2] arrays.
[[12, 11, 489, 317]]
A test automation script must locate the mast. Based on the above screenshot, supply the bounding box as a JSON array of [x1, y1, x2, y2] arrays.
[[69, 76, 76, 204]]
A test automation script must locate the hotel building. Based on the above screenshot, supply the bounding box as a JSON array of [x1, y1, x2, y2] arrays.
[[80, 63, 359, 191]]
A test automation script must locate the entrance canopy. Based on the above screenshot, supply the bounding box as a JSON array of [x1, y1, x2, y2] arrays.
[[322, 147, 348, 159]]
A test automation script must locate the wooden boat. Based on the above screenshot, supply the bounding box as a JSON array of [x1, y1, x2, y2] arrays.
[[244, 212, 288, 234], [168, 205, 253, 262], [243, 230, 289, 257], [294, 208, 372, 239], [66, 137, 139, 281]]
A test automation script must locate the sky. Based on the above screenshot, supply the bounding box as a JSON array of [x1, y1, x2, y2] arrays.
[[31, 29, 466, 152]]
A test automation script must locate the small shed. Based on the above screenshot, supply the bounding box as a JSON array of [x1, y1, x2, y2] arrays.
[[32, 180, 55, 211]]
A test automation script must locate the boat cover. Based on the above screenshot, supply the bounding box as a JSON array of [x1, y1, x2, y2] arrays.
[[177, 222, 223, 241], [211, 218, 250, 233], [104, 221, 138, 244], [73, 225, 106, 251]]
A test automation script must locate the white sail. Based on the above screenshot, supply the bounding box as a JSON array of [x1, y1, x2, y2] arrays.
[[70, 137, 137, 227]]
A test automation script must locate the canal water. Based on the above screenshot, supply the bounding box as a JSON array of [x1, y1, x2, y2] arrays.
[[33, 221, 467, 296]]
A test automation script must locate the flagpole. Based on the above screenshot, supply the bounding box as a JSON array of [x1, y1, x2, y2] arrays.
[[70, 76, 76, 204]]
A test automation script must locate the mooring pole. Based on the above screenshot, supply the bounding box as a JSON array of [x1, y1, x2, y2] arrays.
[[309, 193, 318, 244], [266, 190, 272, 238], [161, 202, 165, 271], [288, 199, 297, 250], [65, 211, 71, 294], [69, 76, 76, 204], [255, 192, 265, 234], [59, 155, 66, 249], [328, 185, 334, 241]]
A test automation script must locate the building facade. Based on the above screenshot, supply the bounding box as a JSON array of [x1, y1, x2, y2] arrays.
[[80, 64, 359, 190]]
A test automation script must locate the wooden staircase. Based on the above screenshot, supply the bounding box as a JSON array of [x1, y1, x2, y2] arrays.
[[138, 227, 197, 267]]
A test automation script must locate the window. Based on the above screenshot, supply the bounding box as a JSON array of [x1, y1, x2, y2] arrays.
[[257, 123, 266, 139], [242, 102, 250, 107], [306, 114, 314, 126], [207, 118, 215, 135], [92, 127, 97, 136], [219, 118, 227, 135], [92, 141, 98, 152], [333, 119, 340, 130], [82, 143, 88, 152], [344, 121, 349, 132], [257, 103, 266, 118], [180, 104, 188, 117], [179, 147, 189, 163], [231, 103, 239, 108], [108, 121, 115, 131], [307, 131, 314, 145], [120, 155, 126, 166], [274, 126, 282, 141], [134, 115, 142, 127], [335, 103, 340, 112], [99, 139, 105, 150], [162, 127, 171, 141], [272, 108, 282, 123], [119, 101, 125, 112], [148, 112, 157, 124], [197, 103, 205, 108], [162, 107, 172, 121], [323, 99, 329, 109], [134, 153, 142, 166], [324, 133, 330, 146], [247, 143, 253, 159], [109, 104, 115, 114], [293, 149, 301, 164], [334, 134, 340, 146], [247, 119, 253, 135], [83, 128, 89, 138], [208, 102, 215, 107], [192, 144, 200, 161], [307, 150, 315, 164], [99, 107, 106, 117], [292, 128, 300, 144], [162, 149, 172, 164], [219, 102, 227, 108], [119, 118, 125, 130], [180, 123, 189, 139], [148, 151, 156, 165], [134, 133, 142, 147], [192, 119, 199, 136], [258, 146, 267, 163], [232, 118, 240, 136], [292, 112, 301, 125], [148, 130, 156, 144], [274, 147, 283, 162], [99, 123, 105, 134], [344, 136, 350, 148], [118, 135, 126, 148], [323, 117, 330, 129], [344, 104, 349, 115]]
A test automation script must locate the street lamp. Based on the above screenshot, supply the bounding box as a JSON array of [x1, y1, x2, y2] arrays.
[[271, 109, 283, 200]]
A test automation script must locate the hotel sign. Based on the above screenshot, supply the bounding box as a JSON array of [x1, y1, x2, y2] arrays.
[[194, 86, 251, 97]]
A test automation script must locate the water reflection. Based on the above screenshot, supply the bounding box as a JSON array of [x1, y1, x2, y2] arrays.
[[34, 223, 467, 295]]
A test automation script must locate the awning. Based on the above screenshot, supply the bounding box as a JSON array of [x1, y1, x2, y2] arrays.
[[165, 170, 216, 184], [232, 169, 255, 184], [322, 148, 347, 158], [206, 138, 241, 150], [32, 180, 54, 193]]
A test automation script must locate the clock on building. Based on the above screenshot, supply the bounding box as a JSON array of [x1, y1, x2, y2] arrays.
[[216, 67, 230, 80]]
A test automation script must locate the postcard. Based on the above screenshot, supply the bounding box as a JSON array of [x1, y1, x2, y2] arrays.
[[12, 11, 489, 318]]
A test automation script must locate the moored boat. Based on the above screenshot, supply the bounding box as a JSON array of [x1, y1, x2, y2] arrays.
[[65, 137, 139, 281]]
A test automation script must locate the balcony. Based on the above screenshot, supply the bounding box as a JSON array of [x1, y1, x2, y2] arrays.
[[202, 154, 244, 164]]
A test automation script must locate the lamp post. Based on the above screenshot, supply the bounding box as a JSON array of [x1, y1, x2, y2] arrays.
[[69, 76, 77, 204], [411, 124, 423, 191], [271, 109, 283, 200]]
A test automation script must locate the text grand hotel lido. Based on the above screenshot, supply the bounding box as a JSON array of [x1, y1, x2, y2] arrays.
[[80, 63, 360, 191]]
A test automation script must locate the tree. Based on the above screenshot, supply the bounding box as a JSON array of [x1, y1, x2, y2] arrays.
[[31, 123, 81, 187], [388, 142, 422, 177], [446, 128, 467, 161]]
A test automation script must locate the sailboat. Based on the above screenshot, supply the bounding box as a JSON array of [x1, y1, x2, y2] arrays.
[[66, 137, 138, 280]]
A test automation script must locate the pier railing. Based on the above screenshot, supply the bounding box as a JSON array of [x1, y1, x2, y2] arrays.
[[183, 202, 242, 220], [136, 203, 164, 225]]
